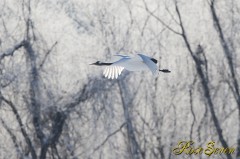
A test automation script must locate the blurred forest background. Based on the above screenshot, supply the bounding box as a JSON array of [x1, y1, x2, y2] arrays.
[[0, 0, 240, 159]]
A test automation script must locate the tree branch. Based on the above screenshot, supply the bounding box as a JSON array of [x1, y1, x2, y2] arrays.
[[0, 40, 26, 61], [142, 0, 182, 35], [0, 95, 37, 159], [175, 3, 232, 159], [39, 41, 58, 70], [210, 1, 240, 157], [24, 40, 46, 145], [0, 117, 22, 157], [93, 122, 126, 152]]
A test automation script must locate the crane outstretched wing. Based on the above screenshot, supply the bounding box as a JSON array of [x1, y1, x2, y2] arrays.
[[138, 54, 158, 75], [102, 56, 131, 79], [103, 66, 124, 79]]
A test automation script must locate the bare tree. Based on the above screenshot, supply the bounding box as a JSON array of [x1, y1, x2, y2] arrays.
[[1, 0, 240, 159], [210, 0, 240, 157]]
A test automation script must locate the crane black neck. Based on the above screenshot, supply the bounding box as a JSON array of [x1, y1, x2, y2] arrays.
[[94, 61, 113, 66]]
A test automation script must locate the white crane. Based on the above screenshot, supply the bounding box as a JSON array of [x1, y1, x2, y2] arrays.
[[91, 54, 170, 79]]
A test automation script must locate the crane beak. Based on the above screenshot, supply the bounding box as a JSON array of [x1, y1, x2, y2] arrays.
[[89, 62, 96, 65]]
